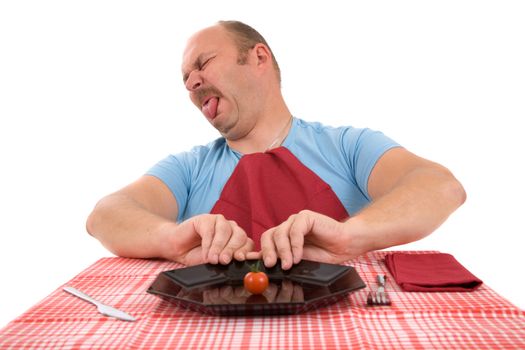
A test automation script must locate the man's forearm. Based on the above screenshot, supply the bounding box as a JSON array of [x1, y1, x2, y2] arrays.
[[86, 194, 175, 259], [348, 166, 466, 253]]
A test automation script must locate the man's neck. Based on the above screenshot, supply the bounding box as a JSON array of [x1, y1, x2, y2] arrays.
[[227, 103, 293, 155]]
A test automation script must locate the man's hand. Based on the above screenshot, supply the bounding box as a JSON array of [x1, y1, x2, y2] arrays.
[[164, 214, 255, 266], [259, 210, 362, 270]]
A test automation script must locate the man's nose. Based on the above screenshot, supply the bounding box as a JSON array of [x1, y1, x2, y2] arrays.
[[185, 71, 203, 91]]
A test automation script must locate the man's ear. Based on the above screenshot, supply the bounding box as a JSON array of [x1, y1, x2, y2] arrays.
[[253, 43, 271, 67]]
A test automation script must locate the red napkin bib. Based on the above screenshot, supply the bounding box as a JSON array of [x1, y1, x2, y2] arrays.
[[211, 147, 349, 249], [385, 252, 483, 292]]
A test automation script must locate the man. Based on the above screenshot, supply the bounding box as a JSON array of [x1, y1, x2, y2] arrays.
[[86, 21, 466, 270]]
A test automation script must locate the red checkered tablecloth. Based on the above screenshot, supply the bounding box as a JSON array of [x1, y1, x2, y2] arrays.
[[0, 251, 523, 349]]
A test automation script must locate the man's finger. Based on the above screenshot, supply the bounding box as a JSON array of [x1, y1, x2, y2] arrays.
[[302, 245, 338, 264], [272, 218, 295, 270], [219, 222, 248, 264], [194, 216, 215, 262], [288, 213, 311, 264], [260, 228, 278, 267], [244, 250, 261, 261], [234, 238, 256, 261], [207, 215, 232, 264]]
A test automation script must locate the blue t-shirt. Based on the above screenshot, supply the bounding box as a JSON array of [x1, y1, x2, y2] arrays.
[[147, 117, 400, 222]]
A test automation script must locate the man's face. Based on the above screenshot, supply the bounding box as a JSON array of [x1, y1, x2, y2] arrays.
[[182, 26, 259, 139]]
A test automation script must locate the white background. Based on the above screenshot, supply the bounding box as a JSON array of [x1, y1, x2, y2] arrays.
[[1, 1, 524, 329]]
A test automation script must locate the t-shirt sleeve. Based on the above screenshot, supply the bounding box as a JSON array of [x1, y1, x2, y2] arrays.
[[341, 128, 400, 201], [145, 151, 196, 222]]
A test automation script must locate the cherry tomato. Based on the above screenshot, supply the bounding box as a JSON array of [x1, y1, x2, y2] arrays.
[[243, 271, 269, 295]]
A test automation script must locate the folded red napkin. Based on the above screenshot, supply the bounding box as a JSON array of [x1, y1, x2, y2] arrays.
[[385, 253, 483, 292]]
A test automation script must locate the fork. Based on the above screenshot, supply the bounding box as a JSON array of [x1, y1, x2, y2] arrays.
[[367, 274, 392, 306]]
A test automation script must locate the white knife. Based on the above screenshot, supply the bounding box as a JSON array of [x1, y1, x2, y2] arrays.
[[63, 286, 136, 322]]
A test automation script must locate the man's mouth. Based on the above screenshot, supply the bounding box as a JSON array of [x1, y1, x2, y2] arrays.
[[202, 96, 219, 120]]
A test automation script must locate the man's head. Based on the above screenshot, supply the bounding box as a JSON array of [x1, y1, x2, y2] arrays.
[[182, 21, 284, 141], [218, 20, 281, 84]]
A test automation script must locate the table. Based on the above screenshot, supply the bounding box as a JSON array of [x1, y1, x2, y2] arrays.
[[0, 251, 523, 349]]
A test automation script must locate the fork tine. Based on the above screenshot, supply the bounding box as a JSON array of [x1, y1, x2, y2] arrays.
[[366, 291, 374, 305], [380, 291, 391, 305], [367, 290, 381, 306]]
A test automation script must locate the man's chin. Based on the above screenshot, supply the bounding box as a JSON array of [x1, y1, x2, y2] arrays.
[[208, 113, 233, 135]]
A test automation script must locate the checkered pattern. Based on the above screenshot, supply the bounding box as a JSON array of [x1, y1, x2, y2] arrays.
[[0, 251, 523, 349]]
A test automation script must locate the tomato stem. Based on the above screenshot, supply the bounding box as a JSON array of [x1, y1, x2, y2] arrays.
[[250, 260, 261, 273]]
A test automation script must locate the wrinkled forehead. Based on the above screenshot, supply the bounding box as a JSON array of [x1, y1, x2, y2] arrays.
[[181, 25, 234, 71]]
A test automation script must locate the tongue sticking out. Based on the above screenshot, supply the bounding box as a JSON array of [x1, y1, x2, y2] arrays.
[[202, 97, 219, 120]]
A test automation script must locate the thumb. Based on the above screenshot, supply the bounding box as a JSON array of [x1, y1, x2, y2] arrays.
[[234, 238, 258, 261]]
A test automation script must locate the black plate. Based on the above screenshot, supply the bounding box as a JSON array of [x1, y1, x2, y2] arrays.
[[147, 259, 366, 316]]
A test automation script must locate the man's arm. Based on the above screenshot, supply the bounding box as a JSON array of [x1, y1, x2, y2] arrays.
[[259, 147, 466, 269], [347, 147, 466, 252], [87, 175, 255, 265], [86, 175, 179, 259]]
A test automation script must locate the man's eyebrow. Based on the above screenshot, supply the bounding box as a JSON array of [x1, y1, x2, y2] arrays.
[[182, 52, 212, 83]]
